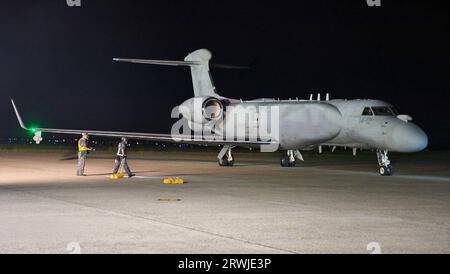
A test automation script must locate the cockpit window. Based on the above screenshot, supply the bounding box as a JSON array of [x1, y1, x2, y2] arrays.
[[390, 107, 399, 116], [372, 106, 395, 116], [362, 107, 374, 116]]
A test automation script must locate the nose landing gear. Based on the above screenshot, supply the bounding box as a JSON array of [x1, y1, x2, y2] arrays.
[[377, 149, 393, 176]]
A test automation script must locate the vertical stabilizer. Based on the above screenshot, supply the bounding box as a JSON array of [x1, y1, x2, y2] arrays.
[[184, 49, 218, 97]]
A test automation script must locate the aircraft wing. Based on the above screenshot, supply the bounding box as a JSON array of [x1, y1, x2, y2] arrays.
[[11, 99, 277, 147]]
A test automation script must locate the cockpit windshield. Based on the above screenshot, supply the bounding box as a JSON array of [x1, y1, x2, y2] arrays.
[[362, 106, 399, 116], [372, 106, 394, 116], [362, 107, 374, 116], [390, 107, 399, 115]]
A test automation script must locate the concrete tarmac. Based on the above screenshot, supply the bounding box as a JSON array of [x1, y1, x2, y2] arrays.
[[0, 149, 449, 253]]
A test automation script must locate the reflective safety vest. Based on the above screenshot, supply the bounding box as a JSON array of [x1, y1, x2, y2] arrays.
[[78, 138, 90, 152]]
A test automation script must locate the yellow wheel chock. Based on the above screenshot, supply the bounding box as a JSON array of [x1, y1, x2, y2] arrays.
[[163, 177, 185, 184], [110, 173, 125, 179]]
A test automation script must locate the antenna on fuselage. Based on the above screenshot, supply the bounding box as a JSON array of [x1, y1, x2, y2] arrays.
[[326, 93, 330, 101], [317, 93, 321, 101], [309, 94, 313, 101]]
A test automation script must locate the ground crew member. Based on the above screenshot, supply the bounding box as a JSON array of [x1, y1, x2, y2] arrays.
[[77, 133, 92, 176], [112, 137, 134, 178]]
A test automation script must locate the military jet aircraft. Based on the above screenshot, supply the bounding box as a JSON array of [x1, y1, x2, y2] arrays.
[[11, 49, 428, 176]]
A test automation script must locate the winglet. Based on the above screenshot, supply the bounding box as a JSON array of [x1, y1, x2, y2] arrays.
[[10, 99, 28, 130]]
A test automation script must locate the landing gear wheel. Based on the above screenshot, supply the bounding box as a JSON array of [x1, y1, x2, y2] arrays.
[[376, 150, 393, 176], [227, 156, 235, 167], [386, 164, 393, 175], [280, 155, 288, 167], [379, 166, 386, 176], [289, 160, 296, 167], [218, 157, 228, 166], [379, 165, 393, 176], [218, 154, 234, 167], [280, 155, 296, 167]]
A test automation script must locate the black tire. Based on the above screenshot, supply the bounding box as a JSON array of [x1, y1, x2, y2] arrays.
[[280, 155, 288, 167], [386, 165, 393, 176], [280, 154, 295, 167], [379, 166, 386, 176], [227, 157, 235, 166], [218, 154, 234, 167], [379, 165, 393, 176], [218, 157, 228, 166]]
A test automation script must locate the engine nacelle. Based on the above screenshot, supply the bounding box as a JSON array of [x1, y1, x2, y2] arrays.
[[178, 96, 224, 125]]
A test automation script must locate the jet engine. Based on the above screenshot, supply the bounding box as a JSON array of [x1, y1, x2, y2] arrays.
[[178, 96, 224, 125]]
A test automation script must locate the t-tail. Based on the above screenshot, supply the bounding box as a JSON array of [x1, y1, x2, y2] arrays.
[[114, 49, 220, 98]]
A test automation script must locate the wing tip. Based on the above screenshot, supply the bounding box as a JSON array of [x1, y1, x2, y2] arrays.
[[10, 99, 28, 130]]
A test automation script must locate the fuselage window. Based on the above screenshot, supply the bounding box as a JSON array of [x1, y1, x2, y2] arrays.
[[372, 106, 395, 116], [362, 107, 374, 116]]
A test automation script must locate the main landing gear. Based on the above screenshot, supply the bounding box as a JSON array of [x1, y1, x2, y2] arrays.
[[218, 145, 234, 166], [280, 150, 303, 167], [377, 149, 393, 176], [280, 150, 296, 167]]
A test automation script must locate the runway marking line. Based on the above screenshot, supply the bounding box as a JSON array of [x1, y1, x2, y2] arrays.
[[157, 198, 182, 202]]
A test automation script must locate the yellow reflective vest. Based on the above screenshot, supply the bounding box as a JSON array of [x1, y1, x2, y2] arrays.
[[78, 138, 90, 152]]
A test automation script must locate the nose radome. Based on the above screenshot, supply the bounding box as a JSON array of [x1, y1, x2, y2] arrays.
[[391, 122, 428, 152]]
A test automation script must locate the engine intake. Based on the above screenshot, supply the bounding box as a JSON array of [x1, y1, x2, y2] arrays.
[[202, 97, 223, 121], [178, 96, 225, 125]]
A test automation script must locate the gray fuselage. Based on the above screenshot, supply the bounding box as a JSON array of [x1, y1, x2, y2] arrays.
[[215, 98, 428, 152]]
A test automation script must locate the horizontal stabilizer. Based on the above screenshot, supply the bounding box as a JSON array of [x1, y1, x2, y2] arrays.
[[113, 58, 201, 66], [113, 58, 247, 69]]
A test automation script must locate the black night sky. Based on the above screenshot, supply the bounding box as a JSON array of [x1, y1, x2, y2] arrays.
[[0, 0, 449, 147]]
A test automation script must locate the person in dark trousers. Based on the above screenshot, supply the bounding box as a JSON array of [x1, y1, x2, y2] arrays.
[[77, 133, 92, 176], [112, 137, 134, 177]]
